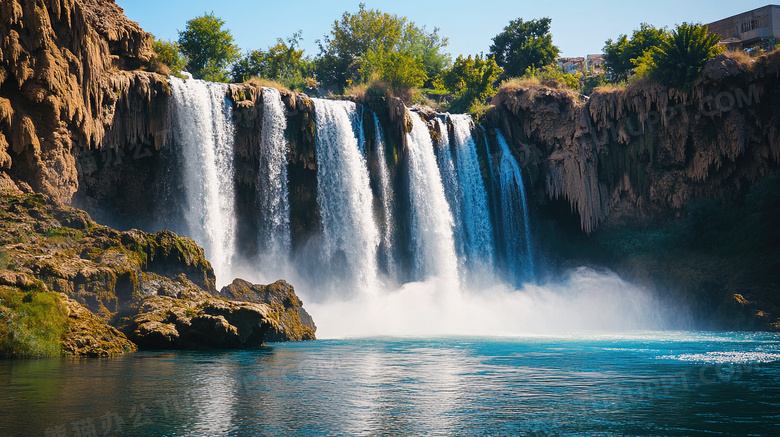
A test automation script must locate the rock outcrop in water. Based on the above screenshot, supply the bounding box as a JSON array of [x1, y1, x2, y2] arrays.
[[0, 190, 316, 357], [219, 279, 317, 342], [123, 289, 275, 350]]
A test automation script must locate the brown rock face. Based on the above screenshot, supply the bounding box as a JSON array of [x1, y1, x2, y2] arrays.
[[0, 0, 163, 203]]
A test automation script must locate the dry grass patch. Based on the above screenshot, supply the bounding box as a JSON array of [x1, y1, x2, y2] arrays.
[[247, 77, 289, 92]]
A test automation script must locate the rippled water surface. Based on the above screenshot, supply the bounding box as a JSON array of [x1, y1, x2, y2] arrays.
[[2, 332, 779, 436]]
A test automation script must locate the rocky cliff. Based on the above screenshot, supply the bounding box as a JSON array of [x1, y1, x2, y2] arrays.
[[0, 0, 168, 204], [488, 52, 780, 233]]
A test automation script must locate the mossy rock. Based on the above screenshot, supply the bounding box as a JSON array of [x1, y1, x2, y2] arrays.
[[0, 288, 129, 358], [122, 292, 275, 350], [0, 288, 68, 358], [61, 297, 137, 357], [218, 278, 316, 341], [144, 231, 215, 291], [0, 191, 316, 356]]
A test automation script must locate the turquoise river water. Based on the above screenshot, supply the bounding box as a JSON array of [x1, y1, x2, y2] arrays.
[[1, 332, 779, 436]]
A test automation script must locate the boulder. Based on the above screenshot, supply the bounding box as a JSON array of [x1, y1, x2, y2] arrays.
[[122, 291, 276, 350], [219, 279, 317, 341]]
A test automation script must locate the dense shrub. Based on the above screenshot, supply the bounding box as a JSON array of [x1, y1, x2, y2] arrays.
[[315, 4, 449, 94], [632, 23, 724, 89], [434, 54, 502, 113], [523, 65, 579, 90], [150, 39, 186, 78]]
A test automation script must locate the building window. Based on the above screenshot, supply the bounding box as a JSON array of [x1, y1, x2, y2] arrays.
[[740, 16, 766, 33]]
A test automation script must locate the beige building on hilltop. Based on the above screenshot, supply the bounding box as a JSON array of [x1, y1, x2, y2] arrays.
[[708, 4, 780, 51], [586, 54, 605, 74], [558, 57, 586, 74]]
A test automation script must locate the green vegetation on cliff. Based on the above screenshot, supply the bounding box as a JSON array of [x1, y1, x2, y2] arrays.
[[632, 23, 725, 89], [231, 32, 315, 90], [489, 17, 560, 77], [604, 23, 666, 81], [178, 12, 241, 82], [315, 3, 450, 93], [151, 39, 187, 78], [0, 289, 67, 358], [521, 65, 580, 90], [434, 54, 503, 113]]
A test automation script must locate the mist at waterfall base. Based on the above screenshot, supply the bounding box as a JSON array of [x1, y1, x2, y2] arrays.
[[167, 79, 672, 338]]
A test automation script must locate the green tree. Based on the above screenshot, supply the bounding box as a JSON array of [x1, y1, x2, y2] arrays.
[[315, 3, 450, 91], [603, 23, 665, 80], [632, 23, 724, 89], [231, 32, 314, 88], [178, 12, 240, 82], [316, 4, 406, 87], [151, 39, 187, 78], [398, 25, 450, 86], [489, 17, 560, 77], [360, 48, 428, 91], [435, 54, 503, 113]]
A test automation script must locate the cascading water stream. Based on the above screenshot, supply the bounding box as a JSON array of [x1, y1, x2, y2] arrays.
[[169, 77, 237, 286], [354, 105, 366, 155], [434, 117, 465, 261], [372, 113, 397, 280], [406, 112, 459, 282], [312, 99, 379, 291], [257, 87, 291, 260], [495, 130, 536, 283], [450, 114, 494, 269]]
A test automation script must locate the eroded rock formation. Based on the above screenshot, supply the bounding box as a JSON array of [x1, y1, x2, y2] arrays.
[[0, 0, 167, 203], [489, 52, 780, 232]]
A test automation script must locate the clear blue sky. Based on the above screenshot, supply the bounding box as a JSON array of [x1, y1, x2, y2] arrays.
[[116, 0, 772, 58]]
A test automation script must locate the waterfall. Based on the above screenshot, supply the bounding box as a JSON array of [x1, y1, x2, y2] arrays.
[[169, 77, 237, 285], [257, 87, 291, 260], [165, 80, 533, 292], [373, 113, 397, 280], [406, 112, 459, 282], [450, 115, 494, 269], [312, 99, 379, 291], [354, 105, 366, 155], [434, 117, 466, 262], [495, 130, 536, 283]]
